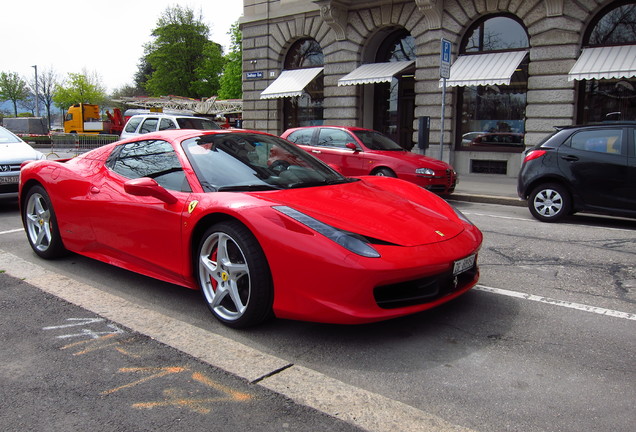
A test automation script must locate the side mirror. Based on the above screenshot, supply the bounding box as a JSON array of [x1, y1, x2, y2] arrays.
[[124, 177, 177, 204], [345, 142, 358, 151]]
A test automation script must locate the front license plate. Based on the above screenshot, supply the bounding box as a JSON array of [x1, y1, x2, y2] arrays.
[[0, 175, 18, 184], [453, 254, 476, 276]]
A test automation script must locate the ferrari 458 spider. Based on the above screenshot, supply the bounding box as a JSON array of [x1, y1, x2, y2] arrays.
[[19, 129, 482, 328]]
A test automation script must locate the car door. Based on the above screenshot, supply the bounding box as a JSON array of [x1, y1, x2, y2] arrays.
[[87, 139, 192, 284], [557, 127, 629, 211], [311, 128, 365, 175]]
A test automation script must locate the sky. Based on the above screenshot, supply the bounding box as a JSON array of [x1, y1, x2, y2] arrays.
[[1, 0, 244, 93]]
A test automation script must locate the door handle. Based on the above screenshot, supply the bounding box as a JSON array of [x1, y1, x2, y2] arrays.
[[90, 186, 100, 194], [312, 150, 321, 154], [560, 155, 579, 162]]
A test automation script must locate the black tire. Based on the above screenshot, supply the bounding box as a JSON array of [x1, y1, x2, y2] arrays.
[[22, 185, 68, 259], [528, 183, 571, 222], [373, 167, 397, 177], [195, 221, 273, 328]]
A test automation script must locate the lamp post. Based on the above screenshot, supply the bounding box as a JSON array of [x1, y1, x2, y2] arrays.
[[32, 65, 40, 117]]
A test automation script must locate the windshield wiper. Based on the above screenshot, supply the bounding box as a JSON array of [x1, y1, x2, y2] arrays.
[[288, 178, 357, 189], [217, 184, 280, 192]]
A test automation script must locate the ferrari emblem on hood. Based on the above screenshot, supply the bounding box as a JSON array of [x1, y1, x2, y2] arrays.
[[435, 230, 445, 237], [188, 200, 199, 214]]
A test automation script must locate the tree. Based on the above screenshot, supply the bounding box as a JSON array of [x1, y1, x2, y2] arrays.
[[142, 5, 224, 98], [26, 67, 59, 128], [53, 71, 108, 111], [219, 21, 243, 99], [0, 72, 30, 116]]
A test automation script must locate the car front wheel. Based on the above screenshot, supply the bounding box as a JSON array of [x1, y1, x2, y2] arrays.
[[196, 221, 273, 328], [23, 185, 67, 259], [528, 183, 571, 222]]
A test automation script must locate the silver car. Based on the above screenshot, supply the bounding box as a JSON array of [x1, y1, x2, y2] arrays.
[[0, 126, 45, 195]]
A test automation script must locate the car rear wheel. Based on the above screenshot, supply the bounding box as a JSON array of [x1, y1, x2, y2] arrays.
[[23, 185, 67, 259], [196, 221, 273, 328], [528, 183, 571, 222]]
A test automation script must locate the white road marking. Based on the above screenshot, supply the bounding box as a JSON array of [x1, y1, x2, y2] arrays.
[[0, 228, 24, 235], [475, 285, 636, 321]]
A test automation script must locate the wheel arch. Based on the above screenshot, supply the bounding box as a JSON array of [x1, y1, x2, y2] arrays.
[[19, 179, 46, 222], [370, 166, 396, 176]]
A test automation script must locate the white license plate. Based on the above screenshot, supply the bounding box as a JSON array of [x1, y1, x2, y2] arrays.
[[453, 254, 476, 276], [0, 175, 18, 184]]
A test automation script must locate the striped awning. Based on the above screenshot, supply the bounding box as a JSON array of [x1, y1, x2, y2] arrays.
[[442, 51, 528, 87], [338, 61, 415, 86], [568, 45, 636, 81], [260, 67, 324, 99]]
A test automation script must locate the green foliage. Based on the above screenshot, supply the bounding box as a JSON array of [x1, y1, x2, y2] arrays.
[[143, 5, 223, 98], [219, 21, 243, 99], [53, 72, 108, 111], [0, 72, 30, 116]]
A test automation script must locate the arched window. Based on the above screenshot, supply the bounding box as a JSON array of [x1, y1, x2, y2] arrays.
[[456, 15, 529, 153], [576, 2, 636, 123], [374, 29, 416, 149], [283, 38, 324, 129]]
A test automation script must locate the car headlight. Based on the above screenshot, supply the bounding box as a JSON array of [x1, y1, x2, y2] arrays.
[[274, 206, 381, 258], [415, 167, 435, 177], [452, 206, 474, 225]]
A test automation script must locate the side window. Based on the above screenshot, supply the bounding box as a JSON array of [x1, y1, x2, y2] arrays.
[[286, 129, 314, 145], [159, 118, 177, 131], [570, 129, 623, 155], [139, 118, 159, 134], [108, 140, 190, 192], [124, 117, 142, 133], [317, 129, 353, 149]]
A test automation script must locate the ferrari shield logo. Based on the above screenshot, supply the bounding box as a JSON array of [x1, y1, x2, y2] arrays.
[[188, 200, 199, 214]]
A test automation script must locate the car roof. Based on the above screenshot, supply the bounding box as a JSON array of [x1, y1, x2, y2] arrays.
[[117, 128, 272, 143], [555, 121, 636, 131]]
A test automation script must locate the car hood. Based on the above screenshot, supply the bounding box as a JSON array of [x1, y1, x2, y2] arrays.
[[256, 179, 464, 247], [0, 142, 43, 162], [371, 150, 452, 170]]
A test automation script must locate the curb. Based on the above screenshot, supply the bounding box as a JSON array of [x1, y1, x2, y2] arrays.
[[449, 193, 526, 207]]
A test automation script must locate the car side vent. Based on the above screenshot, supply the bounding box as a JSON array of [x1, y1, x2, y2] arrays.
[[471, 159, 507, 175]]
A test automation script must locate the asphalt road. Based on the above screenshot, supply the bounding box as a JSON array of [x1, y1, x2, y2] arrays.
[[1, 196, 634, 432]]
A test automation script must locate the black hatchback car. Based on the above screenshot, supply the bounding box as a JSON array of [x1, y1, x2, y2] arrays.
[[517, 123, 636, 222]]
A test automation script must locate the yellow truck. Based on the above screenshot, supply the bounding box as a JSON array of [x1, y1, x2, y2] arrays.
[[63, 103, 124, 134]]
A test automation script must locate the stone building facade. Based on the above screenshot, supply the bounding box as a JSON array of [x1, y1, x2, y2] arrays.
[[239, 0, 636, 177]]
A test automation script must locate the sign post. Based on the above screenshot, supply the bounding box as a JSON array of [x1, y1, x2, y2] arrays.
[[439, 38, 452, 160]]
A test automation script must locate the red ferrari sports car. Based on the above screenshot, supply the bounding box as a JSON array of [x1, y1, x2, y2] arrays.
[[19, 129, 482, 328]]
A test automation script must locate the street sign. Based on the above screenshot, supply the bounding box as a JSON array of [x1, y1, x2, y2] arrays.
[[246, 71, 263, 80], [440, 38, 452, 79]]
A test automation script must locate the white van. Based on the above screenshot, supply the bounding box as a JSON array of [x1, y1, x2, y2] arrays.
[[120, 113, 220, 139]]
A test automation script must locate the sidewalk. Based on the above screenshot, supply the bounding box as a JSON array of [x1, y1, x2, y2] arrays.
[[452, 173, 525, 207]]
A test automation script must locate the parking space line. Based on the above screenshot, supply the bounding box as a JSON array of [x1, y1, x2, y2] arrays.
[[0, 228, 24, 235], [475, 285, 636, 321]]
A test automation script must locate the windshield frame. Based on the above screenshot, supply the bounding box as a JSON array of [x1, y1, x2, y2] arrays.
[[181, 132, 352, 192], [352, 130, 404, 151]]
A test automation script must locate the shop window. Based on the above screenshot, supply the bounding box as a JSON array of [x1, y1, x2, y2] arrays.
[[456, 15, 529, 153], [283, 39, 324, 130], [577, 3, 636, 123]]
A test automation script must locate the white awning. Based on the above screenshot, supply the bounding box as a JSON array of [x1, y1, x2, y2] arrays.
[[260, 67, 324, 99], [568, 45, 636, 81], [338, 61, 415, 86], [442, 51, 528, 87]]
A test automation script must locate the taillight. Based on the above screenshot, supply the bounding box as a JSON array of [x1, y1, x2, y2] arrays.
[[523, 149, 547, 163]]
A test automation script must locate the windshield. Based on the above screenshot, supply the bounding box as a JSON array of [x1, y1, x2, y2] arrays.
[[176, 117, 221, 130], [0, 127, 23, 144], [182, 132, 352, 191], [352, 130, 404, 151]]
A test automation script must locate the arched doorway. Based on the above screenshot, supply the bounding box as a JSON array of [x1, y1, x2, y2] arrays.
[[338, 28, 416, 149]]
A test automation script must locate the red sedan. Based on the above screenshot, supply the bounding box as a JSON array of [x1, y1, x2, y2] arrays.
[[281, 126, 457, 195], [20, 129, 481, 328]]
